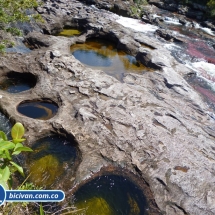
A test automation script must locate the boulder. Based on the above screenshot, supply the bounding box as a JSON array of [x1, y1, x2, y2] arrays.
[[155, 29, 185, 43]]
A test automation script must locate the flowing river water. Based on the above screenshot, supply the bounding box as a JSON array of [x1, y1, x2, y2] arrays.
[[114, 7, 215, 113]]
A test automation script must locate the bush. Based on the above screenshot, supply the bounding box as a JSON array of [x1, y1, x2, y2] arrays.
[[0, 122, 33, 190], [208, 0, 215, 16], [0, 0, 42, 53]]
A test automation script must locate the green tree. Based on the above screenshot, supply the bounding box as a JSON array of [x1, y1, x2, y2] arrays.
[[0, 0, 42, 53], [208, 0, 215, 16]]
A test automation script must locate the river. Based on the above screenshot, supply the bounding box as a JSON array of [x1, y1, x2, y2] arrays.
[[114, 6, 215, 113]]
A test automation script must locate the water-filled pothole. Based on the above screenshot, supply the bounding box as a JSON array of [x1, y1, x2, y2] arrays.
[[25, 135, 80, 188], [17, 99, 58, 120], [57, 28, 82, 37], [0, 72, 37, 93], [70, 174, 150, 215], [71, 38, 152, 81]]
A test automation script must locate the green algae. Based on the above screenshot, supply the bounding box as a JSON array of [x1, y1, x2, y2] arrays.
[[29, 154, 62, 187], [26, 135, 78, 188], [71, 175, 148, 215], [73, 197, 113, 215], [58, 29, 81, 37]]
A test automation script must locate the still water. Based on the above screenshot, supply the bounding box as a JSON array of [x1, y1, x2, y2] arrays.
[[0, 73, 36, 93], [58, 28, 82, 37], [26, 135, 78, 188], [17, 101, 58, 120], [0, 112, 11, 136], [71, 175, 149, 215], [71, 38, 152, 81]]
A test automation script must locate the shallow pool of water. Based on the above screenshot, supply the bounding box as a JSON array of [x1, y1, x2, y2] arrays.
[[17, 101, 58, 120], [26, 135, 78, 188], [0, 73, 36, 93], [71, 38, 152, 81], [58, 28, 82, 37], [71, 174, 148, 215]]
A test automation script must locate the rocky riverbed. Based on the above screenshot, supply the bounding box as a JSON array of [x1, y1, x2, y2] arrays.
[[1, 0, 215, 214]]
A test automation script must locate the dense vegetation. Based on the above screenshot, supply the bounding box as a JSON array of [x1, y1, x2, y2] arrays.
[[0, 0, 42, 53], [208, 0, 215, 16], [180, 0, 215, 16]]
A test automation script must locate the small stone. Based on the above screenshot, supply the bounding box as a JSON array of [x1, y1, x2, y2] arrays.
[[51, 50, 61, 58]]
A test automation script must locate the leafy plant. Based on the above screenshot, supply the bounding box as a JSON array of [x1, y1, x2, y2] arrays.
[[40, 204, 45, 215], [0, 122, 33, 190]]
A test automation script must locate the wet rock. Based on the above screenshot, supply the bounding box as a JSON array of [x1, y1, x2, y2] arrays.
[[178, 17, 188, 25], [201, 21, 215, 31], [155, 29, 184, 43], [141, 14, 154, 24]]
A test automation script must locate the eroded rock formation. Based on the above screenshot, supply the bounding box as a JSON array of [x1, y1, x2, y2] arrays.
[[0, 0, 215, 214]]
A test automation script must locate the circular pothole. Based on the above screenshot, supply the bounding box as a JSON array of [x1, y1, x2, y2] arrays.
[[25, 135, 80, 188], [17, 99, 58, 120], [71, 38, 152, 81], [68, 169, 159, 215], [0, 72, 37, 93], [72, 174, 148, 215]]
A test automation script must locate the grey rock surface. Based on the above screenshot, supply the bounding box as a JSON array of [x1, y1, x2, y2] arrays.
[[0, 0, 215, 214]]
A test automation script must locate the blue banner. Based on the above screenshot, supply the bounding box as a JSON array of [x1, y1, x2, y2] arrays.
[[6, 190, 65, 202], [0, 185, 65, 205]]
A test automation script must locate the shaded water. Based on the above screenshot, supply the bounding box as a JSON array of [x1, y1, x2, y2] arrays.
[[6, 39, 31, 54], [0, 72, 36, 93], [71, 175, 148, 215], [26, 135, 78, 188], [71, 38, 152, 81], [17, 101, 58, 120], [0, 112, 11, 136]]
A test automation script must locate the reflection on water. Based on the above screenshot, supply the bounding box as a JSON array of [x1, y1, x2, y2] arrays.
[[0, 73, 36, 93], [58, 29, 82, 37], [17, 101, 58, 120], [71, 39, 152, 81], [71, 175, 148, 215], [26, 135, 78, 188], [73, 50, 112, 67]]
